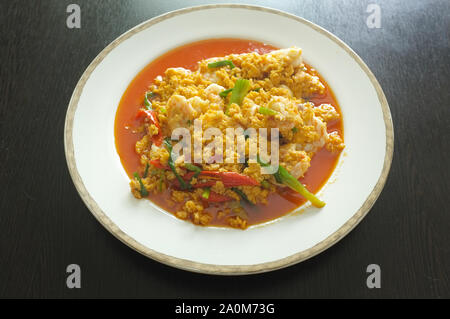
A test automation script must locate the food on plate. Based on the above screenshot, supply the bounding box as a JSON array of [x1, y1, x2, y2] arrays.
[[115, 39, 344, 229]]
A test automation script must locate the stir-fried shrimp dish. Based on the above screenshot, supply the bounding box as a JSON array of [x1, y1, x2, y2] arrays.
[[115, 39, 344, 229]]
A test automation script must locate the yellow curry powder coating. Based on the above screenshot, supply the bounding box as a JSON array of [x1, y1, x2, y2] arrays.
[[129, 48, 344, 229]]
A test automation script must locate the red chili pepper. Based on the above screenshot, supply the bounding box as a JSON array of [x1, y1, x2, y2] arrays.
[[173, 171, 259, 188], [204, 191, 233, 202], [180, 172, 197, 181], [191, 181, 217, 188], [171, 172, 203, 188], [198, 171, 259, 186], [136, 109, 163, 147], [152, 133, 163, 148], [149, 159, 169, 170]]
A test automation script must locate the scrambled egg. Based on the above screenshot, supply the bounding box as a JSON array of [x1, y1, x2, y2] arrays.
[[129, 47, 344, 229]]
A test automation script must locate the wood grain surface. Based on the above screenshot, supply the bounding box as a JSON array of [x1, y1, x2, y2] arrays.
[[0, 0, 449, 298]]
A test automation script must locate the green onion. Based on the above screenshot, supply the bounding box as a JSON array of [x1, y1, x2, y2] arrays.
[[257, 156, 270, 167], [261, 180, 271, 189], [185, 163, 202, 184], [133, 172, 149, 197], [226, 79, 251, 115], [143, 163, 150, 178], [257, 156, 324, 207], [219, 88, 233, 98], [185, 163, 202, 173], [159, 106, 166, 114], [144, 92, 155, 110], [229, 79, 251, 106], [150, 168, 165, 192], [164, 138, 190, 190], [231, 187, 254, 205], [207, 60, 235, 69], [158, 171, 165, 192], [257, 156, 281, 182], [258, 106, 278, 116], [253, 88, 261, 92], [292, 127, 299, 134], [275, 174, 283, 184], [277, 166, 325, 208], [202, 188, 211, 199]]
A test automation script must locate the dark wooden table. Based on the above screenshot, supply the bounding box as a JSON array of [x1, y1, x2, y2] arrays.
[[1, 0, 449, 299]]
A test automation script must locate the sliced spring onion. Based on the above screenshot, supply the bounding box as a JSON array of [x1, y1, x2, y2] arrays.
[[257, 156, 324, 207], [202, 188, 211, 199], [158, 170, 165, 192], [149, 168, 164, 192], [143, 163, 150, 178], [219, 88, 233, 98], [275, 173, 283, 184], [164, 138, 190, 190], [257, 156, 281, 182], [231, 187, 254, 205], [229, 79, 251, 105], [261, 180, 271, 189], [292, 127, 299, 133], [133, 172, 149, 197], [185, 163, 202, 183], [253, 88, 261, 92], [258, 106, 278, 116], [207, 60, 235, 69], [257, 156, 270, 167], [277, 166, 325, 208], [185, 163, 202, 173], [226, 79, 251, 115], [144, 92, 155, 109]]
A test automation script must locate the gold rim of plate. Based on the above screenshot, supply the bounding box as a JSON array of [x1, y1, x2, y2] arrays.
[[64, 4, 394, 275]]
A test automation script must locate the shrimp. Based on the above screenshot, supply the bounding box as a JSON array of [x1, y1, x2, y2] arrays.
[[279, 143, 311, 179], [314, 103, 340, 123], [268, 48, 303, 68], [203, 83, 225, 105], [166, 95, 196, 131], [302, 117, 328, 153]]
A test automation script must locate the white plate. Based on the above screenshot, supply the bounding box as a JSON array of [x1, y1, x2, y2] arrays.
[[64, 4, 394, 275]]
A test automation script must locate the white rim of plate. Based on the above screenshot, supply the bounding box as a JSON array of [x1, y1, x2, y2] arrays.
[[64, 4, 394, 275]]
